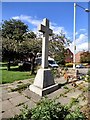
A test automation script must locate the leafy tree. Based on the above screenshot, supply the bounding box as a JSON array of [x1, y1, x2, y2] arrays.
[[17, 38, 42, 74], [2, 19, 28, 70], [2, 19, 28, 42], [2, 19, 70, 72], [2, 37, 18, 70], [48, 33, 70, 65], [23, 31, 36, 39], [80, 51, 90, 63]]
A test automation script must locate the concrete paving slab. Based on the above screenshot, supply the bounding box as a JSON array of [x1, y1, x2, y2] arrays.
[[9, 95, 29, 106], [24, 100, 36, 109], [64, 84, 74, 89], [47, 88, 66, 99], [2, 91, 20, 101], [11, 106, 22, 116], [2, 88, 8, 94], [2, 100, 14, 112], [0, 101, 2, 113], [2, 109, 15, 119], [22, 89, 41, 103], [1, 77, 89, 119], [66, 89, 82, 98], [56, 96, 71, 105], [0, 113, 2, 120], [79, 100, 88, 106]]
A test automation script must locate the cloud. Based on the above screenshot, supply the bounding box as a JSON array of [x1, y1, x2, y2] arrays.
[[68, 33, 88, 53], [12, 15, 41, 27], [79, 28, 86, 32], [76, 33, 88, 44], [12, 15, 67, 36], [12, 15, 88, 53], [75, 28, 87, 37]]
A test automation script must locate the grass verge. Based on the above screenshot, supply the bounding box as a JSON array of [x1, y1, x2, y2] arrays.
[[2, 69, 35, 84]]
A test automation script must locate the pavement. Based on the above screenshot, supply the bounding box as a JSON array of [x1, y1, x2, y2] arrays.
[[0, 77, 89, 120]]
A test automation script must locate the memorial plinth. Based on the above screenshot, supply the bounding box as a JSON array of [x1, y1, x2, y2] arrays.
[[29, 18, 58, 96]]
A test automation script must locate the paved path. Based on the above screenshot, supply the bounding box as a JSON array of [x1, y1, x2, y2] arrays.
[[0, 77, 88, 119]]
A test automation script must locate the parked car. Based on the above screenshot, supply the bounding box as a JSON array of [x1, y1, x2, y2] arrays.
[[76, 64, 84, 68], [48, 57, 58, 68], [36, 56, 58, 68]]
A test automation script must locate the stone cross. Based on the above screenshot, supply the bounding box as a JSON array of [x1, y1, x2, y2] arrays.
[[38, 18, 52, 68], [29, 18, 58, 96]]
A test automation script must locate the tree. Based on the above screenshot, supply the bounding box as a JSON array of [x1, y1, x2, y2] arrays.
[[48, 33, 70, 65], [23, 31, 36, 39], [17, 38, 42, 74], [80, 51, 90, 63], [2, 19, 28, 70], [2, 19, 70, 72], [2, 19, 28, 42], [2, 37, 18, 70]]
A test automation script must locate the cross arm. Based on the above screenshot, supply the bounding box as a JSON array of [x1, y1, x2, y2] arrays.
[[49, 29, 53, 36], [38, 24, 46, 33]]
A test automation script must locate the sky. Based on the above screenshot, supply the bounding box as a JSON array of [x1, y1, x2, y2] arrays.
[[2, 2, 89, 53]]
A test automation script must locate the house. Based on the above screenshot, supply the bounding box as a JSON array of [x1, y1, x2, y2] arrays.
[[65, 48, 73, 63], [75, 51, 83, 63], [75, 51, 90, 63]]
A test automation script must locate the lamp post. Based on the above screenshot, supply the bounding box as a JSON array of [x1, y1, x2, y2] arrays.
[[73, 3, 90, 69]]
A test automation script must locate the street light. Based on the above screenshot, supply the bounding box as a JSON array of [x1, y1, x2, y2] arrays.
[[73, 3, 90, 69]]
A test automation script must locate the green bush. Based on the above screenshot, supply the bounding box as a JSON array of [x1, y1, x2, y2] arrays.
[[65, 108, 86, 120], [9, 98, 86, 120]]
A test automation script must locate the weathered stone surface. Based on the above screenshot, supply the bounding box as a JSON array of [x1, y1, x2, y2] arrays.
[[9, 95, 29, 106], [30, 18, 59, 96], [12, 106, 23, 115], [2, 91, 20, 101], [0, 101, 2, 113], [30, 83, 59, 96], [25, 100, 36, 109], [47, 88, 65, 99], [38, 18, 52, 68], [56, 96, 71, 105], [22, 89, 41, 103], [79, 99, 88, 106], [33, 68, 55, 88], [66, 89, 82, 98], [2, 100, 14, 112], [0, 113, 2, 120], [2, 88, 8, 94], [2, 109, 15, 119], [1, 70, 89, 119]]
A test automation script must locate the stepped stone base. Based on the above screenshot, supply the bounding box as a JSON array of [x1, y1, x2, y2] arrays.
[[29, 84, 59, 96], [29, 68, 59, 96]]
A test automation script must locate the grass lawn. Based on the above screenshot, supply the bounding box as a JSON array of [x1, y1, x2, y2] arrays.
[[0, 62, 35, 84], [2, 69, 34, 84]]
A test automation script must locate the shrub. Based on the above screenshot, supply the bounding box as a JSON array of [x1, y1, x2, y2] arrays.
[[65, 108, 86, 120], [9, 98, 86, 120]]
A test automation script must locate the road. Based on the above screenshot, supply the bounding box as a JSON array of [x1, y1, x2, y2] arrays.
[[76, 68, 89, 75]]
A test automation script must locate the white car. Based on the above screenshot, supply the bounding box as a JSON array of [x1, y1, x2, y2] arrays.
[[48, 60, 58, 68], [36, 56, 58, 68], [76, 64, 84, 68], [48, 57, 58, 68]]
